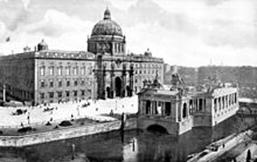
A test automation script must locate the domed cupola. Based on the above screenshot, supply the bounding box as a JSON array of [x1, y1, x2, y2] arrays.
[[91, 8, 123, 37], [37, 39, 48, 51], [87, 8, 126, 55]]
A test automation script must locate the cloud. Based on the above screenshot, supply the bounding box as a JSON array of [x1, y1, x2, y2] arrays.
[[0, 9, 94, 54], [106, 0, 137, 10], [0, 0, 257, 66], [21, 0, 30, 10], [26, 9, 93, 37]]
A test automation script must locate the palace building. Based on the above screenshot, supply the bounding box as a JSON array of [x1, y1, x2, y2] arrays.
[[0, 8, 164, 104]]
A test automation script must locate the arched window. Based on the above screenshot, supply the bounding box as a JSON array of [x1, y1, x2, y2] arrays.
[[182, 103, 187, 118]]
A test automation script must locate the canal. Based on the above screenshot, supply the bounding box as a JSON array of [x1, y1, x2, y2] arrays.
[[0, 115, 256, 162]]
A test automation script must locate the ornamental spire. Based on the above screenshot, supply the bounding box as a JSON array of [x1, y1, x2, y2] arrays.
[[104, 7, 111, 20]]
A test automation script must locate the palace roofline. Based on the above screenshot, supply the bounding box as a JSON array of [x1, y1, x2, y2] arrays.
[[0, 49, 163, 63]]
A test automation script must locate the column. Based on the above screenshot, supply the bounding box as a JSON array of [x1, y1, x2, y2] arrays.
[[161, 102, 164, 116], [195, 99, 198, 112], [121, 65, 126, 97], [187, 102, 190, 117], [3, 84, 6, 102]]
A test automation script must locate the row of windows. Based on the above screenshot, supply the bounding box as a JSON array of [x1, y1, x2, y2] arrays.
[[39, 66, 93, 76], [40, 79, 91, 88], [135, 69, 159, 75], [134, 76, 161, 84], [114, 43, 125, 53], [134, 63, 162, 69], [40, 89, 91, 99], [214, 93, 237, 112]]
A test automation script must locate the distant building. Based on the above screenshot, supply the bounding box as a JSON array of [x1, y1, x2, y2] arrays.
[[137, 74, 239, 135], [0, 8, 164, 104]]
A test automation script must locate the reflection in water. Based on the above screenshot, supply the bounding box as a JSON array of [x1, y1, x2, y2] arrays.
[[0, 115, 255, 162]]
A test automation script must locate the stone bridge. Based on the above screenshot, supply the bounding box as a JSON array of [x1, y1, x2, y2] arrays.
[[238, 99, 257, 116], [137, 116, 193, 136]]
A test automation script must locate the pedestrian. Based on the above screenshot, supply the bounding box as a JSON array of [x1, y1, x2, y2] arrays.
[[27, 115, 30, 125]]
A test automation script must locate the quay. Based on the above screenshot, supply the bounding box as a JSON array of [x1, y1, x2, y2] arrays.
[[0, 119, 137, 147], [187, 129, 254, 162]]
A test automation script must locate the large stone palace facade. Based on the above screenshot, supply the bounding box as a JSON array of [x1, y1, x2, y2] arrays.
[[0, 8, 164, 104]]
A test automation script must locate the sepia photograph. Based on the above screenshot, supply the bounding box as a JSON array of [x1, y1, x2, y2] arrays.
[[0, 0, 257, 161]]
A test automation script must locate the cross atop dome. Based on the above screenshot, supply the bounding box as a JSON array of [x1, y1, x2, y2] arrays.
[[104, 7, 111, 20]]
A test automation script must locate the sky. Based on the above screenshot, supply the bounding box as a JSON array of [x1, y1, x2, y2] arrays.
[[0, 0, 257, 67]]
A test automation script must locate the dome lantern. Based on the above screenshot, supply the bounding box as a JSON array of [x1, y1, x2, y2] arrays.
[[104, 8, 111, 20]]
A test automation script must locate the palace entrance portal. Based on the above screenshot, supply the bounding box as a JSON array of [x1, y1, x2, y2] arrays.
[[115, 77, 122, 97]]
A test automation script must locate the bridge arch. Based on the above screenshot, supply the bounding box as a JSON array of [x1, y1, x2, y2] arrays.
[[146, 124, 169, 134], [239, 102, 252, 114]]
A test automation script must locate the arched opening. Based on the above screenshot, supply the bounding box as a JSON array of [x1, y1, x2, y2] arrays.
[[199, 99, 203, 111], [115, 77, 122, 97], [147, 124, 168, 134], [106, 87, 111, 98], [183, 103, 187, 118], [126, 85, 132, 97], [146, 100, 151, 114]]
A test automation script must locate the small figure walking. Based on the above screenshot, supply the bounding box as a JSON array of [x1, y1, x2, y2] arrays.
[[27, 115, 30, 125], [71, 114, 74, 121]]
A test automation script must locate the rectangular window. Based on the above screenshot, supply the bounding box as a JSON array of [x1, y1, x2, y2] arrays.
[[67, 81, 70, 87], [49, 67, 54, 76], [40, 67, 45, 76], [81, 90, 85, 96], [73, 67, 78, 75], [40, 80, 45, 88], [57, 91, 62, 98], [81, 67, 85, 75], [49, 92, 54, 98], [50, 81, 54, 87], [66, 91, 70, 97], [66, 67, 71, 75], [88, 67, 92, 75], [40, 93, 44, 99], [81, 80, 85, 85], [74, 80, 78, 86], [58, 81, 62, 87], [74, 91, 77, 97], [57, 67, 62, 76]]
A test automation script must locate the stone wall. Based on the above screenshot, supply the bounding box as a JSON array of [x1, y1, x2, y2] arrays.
[[0, 119, 137, 147]]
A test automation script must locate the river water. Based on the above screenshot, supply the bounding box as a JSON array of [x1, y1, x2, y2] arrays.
[[0, 115, 256, 162]]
